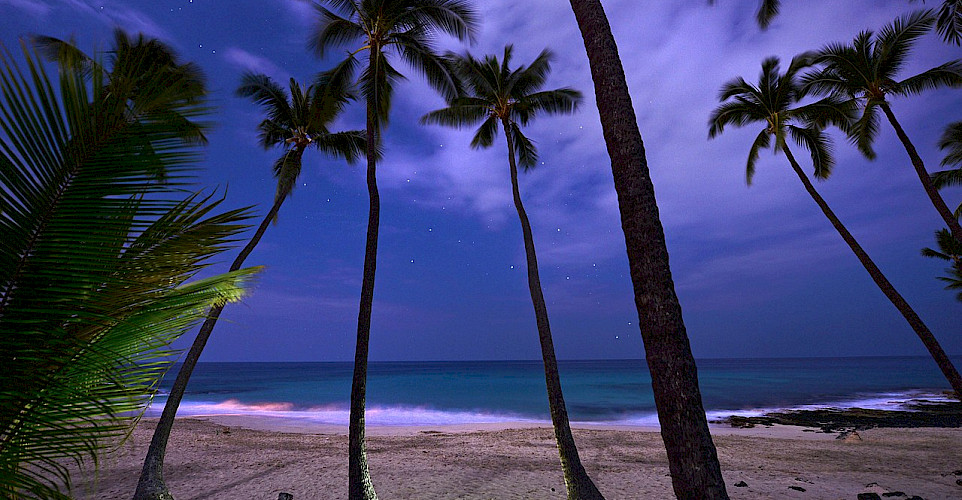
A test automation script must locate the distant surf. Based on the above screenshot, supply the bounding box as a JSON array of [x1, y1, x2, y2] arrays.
[[147, 357, 960, 427]]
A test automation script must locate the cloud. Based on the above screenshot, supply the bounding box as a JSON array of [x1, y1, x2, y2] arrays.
[[0, 0, 51, 17], [224, 47, 291, 83]]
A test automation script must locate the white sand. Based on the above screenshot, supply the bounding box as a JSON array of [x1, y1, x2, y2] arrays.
[[69, 417, 962, 499]]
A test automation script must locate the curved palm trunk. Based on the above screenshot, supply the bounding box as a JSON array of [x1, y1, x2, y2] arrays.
[[348, 74, 379, 500], [566, 1, 728, 498], [880, 102, 962, 244], [503, 126, 604, 500], [781, 144, 962, 399], [133, 148, 303, 500]]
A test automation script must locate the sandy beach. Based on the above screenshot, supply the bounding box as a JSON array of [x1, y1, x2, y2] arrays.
[[69, 417, 962, 499]]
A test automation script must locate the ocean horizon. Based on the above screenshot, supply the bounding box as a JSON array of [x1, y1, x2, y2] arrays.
[[148, 356, 960, 427]]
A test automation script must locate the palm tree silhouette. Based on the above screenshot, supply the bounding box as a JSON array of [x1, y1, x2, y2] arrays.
[[133, 74, 363, 500], [802, 9, 962, 243], [709, 54, 962, 399], [421, 45, 603, 499], [308, 1, 478, 497]]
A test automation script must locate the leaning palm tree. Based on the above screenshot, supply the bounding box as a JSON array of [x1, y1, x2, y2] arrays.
[[922, 228, 962, 301], [421, 46, 602, 499], [932, 121, 962, 216], [802, 9, 962, 243], [308, 2, 478, 498], [132, 74, 364, 500], [709, 54, 962, 399], [0, 38, 258, 499], [566, 1, 729, 498]]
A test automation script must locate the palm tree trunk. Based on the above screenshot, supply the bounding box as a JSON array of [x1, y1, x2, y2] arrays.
[[781, 144, 962, 399], [348, 66, 379, 500], [133, 149, 302, 500], [566, 2, 728, 498], [503, 125, 604, 500], [880, 102, 962, 243]]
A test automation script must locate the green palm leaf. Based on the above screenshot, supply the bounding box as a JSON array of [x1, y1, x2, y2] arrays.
[[0, 38, 260, 499]]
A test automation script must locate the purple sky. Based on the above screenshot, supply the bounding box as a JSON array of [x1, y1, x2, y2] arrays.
[[2, 0, 960, 362]]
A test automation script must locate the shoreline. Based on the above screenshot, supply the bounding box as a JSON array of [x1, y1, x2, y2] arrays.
[[67, 412, 962, 499]]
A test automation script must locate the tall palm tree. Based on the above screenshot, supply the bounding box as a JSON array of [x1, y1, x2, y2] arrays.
[[709, 54, 962, 399], [802, 9, 962, 244], [921, 228, 962, 300], [0, 37, 258, 499], [932, 121, 962, 216], [132, 74, 364, 500], [421, 46, 602, 499], [308, 2, 477, 498], [566, 1, 729, 498]]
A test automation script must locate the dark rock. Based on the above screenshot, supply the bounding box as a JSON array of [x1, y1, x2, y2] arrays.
[[789, 486, 806, 492], [734, 481, 748, 488], [956, 479, 962, 486], [881, 493, 905, 497], [954, 469, 962, 475], [278, 494, 293, 500], [717, 401, 962, 432], [857, 494, 881, 500]]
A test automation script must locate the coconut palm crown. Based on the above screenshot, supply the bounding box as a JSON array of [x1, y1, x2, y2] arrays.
[[421, 46, 581, 167], [238, 73, 365, 212], [801, 9, 962, 242], [708, 54, 852, 182]]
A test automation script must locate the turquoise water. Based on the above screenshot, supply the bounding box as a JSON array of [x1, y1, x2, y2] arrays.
[[149, 357, 960, 426]]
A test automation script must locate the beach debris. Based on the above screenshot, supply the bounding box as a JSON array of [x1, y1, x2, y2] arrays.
[[953, 469, 962, 475], [278, 493, 293, 500], [734, 481, 748, 488], [857, 494, 882, 500], [788, 485, 806, 491], [836, 429, 862, 441], [881, 492, 906, 497], [956, 478, 962, 486]]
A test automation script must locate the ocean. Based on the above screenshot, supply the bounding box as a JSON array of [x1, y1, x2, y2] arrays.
[[148, 356, 960, 427]]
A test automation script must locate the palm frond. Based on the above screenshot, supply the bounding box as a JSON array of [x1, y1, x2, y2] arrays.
[[0, 39, 258, 499], [895, 60, 962, 95], [512, 88, 581, 126], [937, 0, 962, 45], [509, 122, 538, 170], [469, 115, 499, 149], [876, 9, 935, 79], [419, 97, 491, 127], [308, 4, 366, 59], [938, 121, 962, 168], [745, 128, 771, 185], [393, 32, 460, 100], [408, 0, 479, 43], [789, 125, 835, 179]]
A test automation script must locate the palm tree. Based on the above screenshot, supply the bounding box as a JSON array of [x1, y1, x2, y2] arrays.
[[421, 46, 602, 499], [921, 228, 962, 300], [709, 54, 962, 399], [566, 1, 729, 498], [308, 2, 477, 498], [0, 37, 258, 499], [932, 121, 962, 216], [132, 74, 364, 500], [802, 9, 962, 244]]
